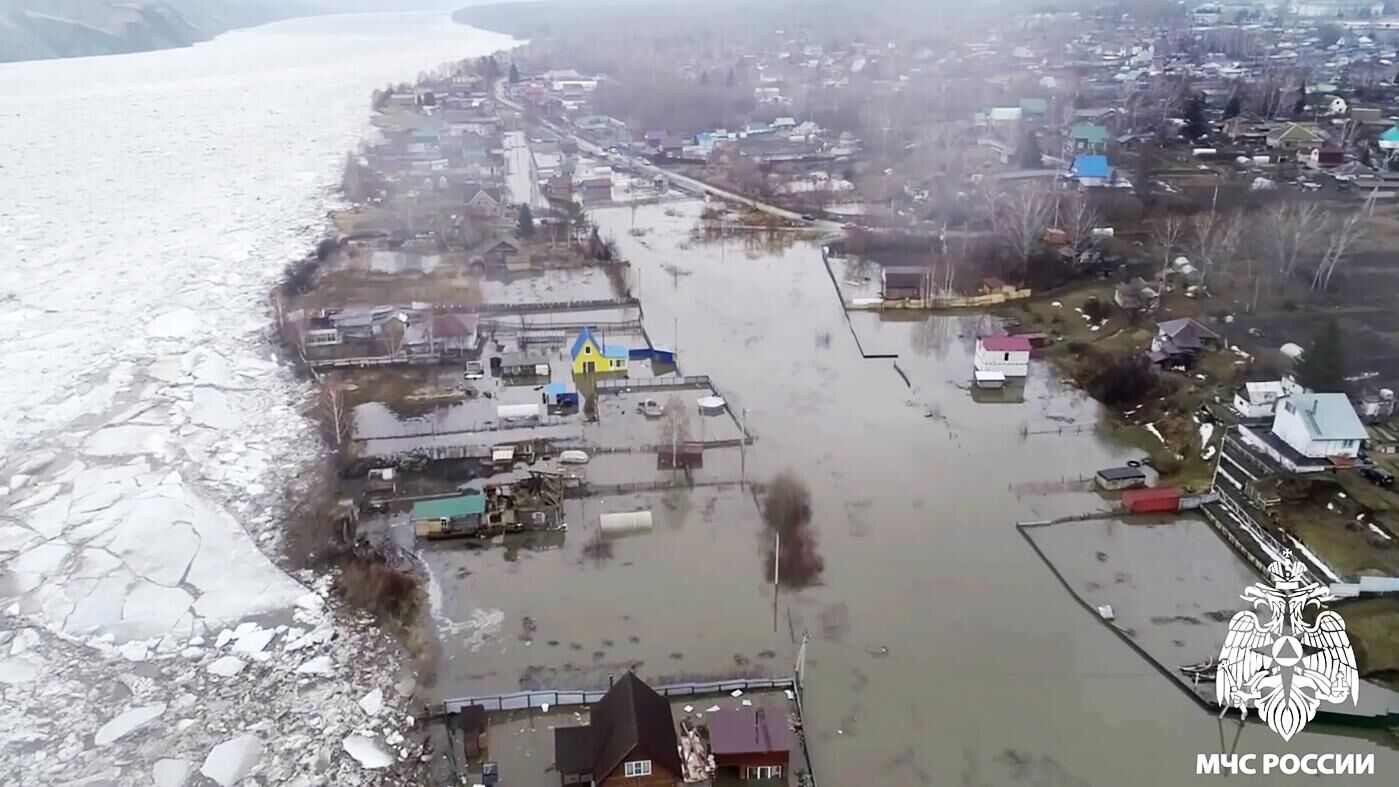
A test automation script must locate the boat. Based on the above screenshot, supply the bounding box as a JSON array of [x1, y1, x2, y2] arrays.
[[559, 449, 590, 464]]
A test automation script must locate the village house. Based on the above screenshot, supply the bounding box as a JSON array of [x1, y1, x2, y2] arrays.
[[974, 335, 1031, 377], [1114, 277, 1159, 313], [1266, 123, 1325, 152], [553, 673, 683, 787], [467, 237, 521, 271], [1149, 318, 1221, 367], [571, 327, 629, 375], [706, 704, 791, 782], [1271, 392, 1368, 463], [464, 186, 504, 219], [1233, 379, 1292, 421], [1068, 154, 1112, 187], [1067, 123, 1109, 153]]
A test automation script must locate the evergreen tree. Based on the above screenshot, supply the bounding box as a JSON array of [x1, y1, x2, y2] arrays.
[[1293, 80, 1307, 117], [700, 70, 709, 85], [508, 63, 521, 84], [725, 67, 737, 87], [517, 204, 535, 238], [1183, 96, 1209, 140], [1295, 319, 1348, 393], [1224, 95, 1242, 119], [1019, 132, 1043, 169]]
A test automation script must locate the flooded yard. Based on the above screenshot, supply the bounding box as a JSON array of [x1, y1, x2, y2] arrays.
[[419, 200, 1397, 785]]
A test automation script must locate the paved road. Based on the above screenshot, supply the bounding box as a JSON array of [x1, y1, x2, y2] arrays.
[[502, 129, 545, 209], [494, 82, 842, 231]]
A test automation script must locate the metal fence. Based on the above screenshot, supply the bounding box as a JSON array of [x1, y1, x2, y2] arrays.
[[441, 676, 796, 715], [596, 375, 712, 393]]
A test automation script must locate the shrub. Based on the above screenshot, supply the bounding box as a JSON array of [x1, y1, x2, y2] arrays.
[[338, 561, 421, 621], [1081, 351, 1157, 407], [1082, 296, 1111, 322]]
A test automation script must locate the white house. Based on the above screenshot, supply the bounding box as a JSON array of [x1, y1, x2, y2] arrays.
[[974, 335, 1032, 377], [1232, 376, 1304, 420], [1271, 393, 1368, 461]]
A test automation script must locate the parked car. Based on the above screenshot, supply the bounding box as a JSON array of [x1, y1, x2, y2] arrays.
[[1362, 467, 1395, 487], [463, 361, 484, 380], [637, 398, 664, 417]]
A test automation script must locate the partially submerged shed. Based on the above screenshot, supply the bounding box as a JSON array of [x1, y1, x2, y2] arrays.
[[1095, 466, 1147, 491]]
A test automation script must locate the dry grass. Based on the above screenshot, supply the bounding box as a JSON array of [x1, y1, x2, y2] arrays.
[[1336, 597, 1399, 686]]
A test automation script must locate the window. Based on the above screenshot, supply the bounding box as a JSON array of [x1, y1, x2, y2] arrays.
[[1284, 401, 1295, 414], [1003, 352, 1010, 361], [585, 346, 592, 354], [624, 760, 652, 777], [745, 765, 783, 779]]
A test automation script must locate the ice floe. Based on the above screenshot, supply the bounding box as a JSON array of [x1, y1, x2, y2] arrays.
[[95, 703, 167, 746]]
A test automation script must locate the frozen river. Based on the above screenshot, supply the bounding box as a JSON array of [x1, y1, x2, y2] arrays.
[[0, 13, 512, 785]]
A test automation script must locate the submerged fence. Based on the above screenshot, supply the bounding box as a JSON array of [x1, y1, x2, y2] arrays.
[[440, 676, 796, 715]]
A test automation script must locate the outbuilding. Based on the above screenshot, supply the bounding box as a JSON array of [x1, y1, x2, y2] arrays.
[[974, 335, 1032, 377], [881, 266, 931, 300], [1121, 487, 1182, 513], [1095, 466, 1147, 491]]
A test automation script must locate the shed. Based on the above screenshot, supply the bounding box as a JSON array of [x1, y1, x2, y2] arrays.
[[500, 352, 551, 378], [554, 725, 594, 785], [543, 382, 580, 409], [707, 705, 791, 780], [657, 442, 704, 469], [1122, 487, 1182, 513], [412, 494, 487, 523], [1095, 466, 1147, 491], [881, 266, 931, 300], [497, 403, 543, 421], [458, 705, 488, 759], [974, 335, 1032, 377]]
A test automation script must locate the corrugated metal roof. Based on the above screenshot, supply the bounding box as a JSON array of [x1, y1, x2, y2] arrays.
[[980, 335, 1033, 352], [412, 494, 486, 520], [1288, 393, 1368, 441]]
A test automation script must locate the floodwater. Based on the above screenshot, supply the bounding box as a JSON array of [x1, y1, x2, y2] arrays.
[[425, 199, 1397, 786]]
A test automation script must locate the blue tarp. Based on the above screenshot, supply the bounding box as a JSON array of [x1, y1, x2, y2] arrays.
[[603, 344, 629, 359]]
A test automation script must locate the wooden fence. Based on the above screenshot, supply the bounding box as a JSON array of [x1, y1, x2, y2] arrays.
[[596, 375, 713, 393]]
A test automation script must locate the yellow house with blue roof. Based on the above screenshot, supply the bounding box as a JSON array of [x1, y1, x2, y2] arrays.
[[570, 327, 629, 375]]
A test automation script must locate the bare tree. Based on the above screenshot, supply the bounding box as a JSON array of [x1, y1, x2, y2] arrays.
[[320, 374, 350, 448], [1189, 211, 1242, 285], [660, 395, 690, 480], [1263, 201, 1326, 278], [1059, 195, 1103, 259], [999, 186, 1052, 263], [1150, 214, 1187, 288], [1313, 211, 1367, 292], [381, 315, 407, 359]]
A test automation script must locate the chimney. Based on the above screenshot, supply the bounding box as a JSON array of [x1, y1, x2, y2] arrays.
[[608, 672, 615, 688]]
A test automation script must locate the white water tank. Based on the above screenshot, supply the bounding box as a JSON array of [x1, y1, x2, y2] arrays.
[[599, 510, 654, 536]]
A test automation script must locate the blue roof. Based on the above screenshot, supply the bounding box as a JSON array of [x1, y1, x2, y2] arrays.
[[1071, 155, 1111, 179], [1020, 98, 1048, 114], [1069, 123, 1109, 142], [1382, 126, 1399, 142], [1286, 393, 1368, 441], [570, 327, 599, 360], [544, 382, 571, 394], [603, 344, 629, 359]]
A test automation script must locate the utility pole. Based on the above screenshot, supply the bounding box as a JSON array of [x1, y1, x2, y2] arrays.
[[772, 530, 780, 633], [740, 407, 748, 482]]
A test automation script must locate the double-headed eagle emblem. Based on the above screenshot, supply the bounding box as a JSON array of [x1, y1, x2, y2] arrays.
[[1216, 554, 1359, 740]]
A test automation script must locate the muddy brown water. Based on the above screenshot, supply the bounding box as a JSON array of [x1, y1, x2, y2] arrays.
[[420, 201, 1396, 785]]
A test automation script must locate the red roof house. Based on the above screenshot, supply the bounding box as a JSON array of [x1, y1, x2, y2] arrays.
[[707, 705, 791, 781]]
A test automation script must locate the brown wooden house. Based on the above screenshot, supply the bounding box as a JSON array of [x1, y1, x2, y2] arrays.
[[553, 672, 682, 786], [707, 704, 791, 782]]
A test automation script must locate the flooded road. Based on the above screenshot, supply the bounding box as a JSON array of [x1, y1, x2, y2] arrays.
[[426, 201, 1396, 785]]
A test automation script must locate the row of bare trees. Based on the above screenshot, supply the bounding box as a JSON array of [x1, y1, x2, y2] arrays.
[[1149, 197, 1373, 301]]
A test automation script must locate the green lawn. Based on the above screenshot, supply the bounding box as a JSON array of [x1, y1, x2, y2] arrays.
[[1336, 597, 1399, 684]]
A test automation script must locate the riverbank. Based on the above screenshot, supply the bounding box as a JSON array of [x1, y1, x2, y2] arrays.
[[0, 15, 515, 785]]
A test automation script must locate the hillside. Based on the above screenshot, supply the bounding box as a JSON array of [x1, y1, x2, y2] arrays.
[[0, 0, 301, 62]]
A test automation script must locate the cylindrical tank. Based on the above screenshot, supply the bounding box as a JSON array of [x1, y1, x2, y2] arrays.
[[599, 510, 654, 536]]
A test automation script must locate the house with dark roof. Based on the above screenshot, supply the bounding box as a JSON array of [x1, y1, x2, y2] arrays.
[[1149, 318, 1221, 367], [552, 672, 682, 786]]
